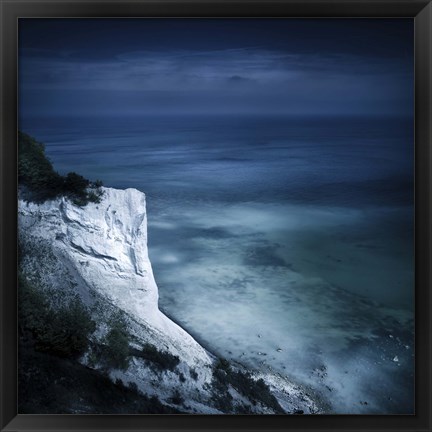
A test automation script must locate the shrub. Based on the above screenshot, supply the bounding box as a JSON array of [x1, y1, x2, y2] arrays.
[[103, 313, 130, 370], [128, 381, 139, 393], [86, 189, 104, 204], [189, 368, 198, 381], [64, 172, 90, 196], [18, 345, 183, 414], [235, 403, 254, 414], [229, 371, 284, 413], [212, 391, 233, 412], [169, 389, 184, 406], [134, 344, 180, 372], [18, 132, 64, 201], [19, 272, 95, 359], [211, 357, 285, 414], [18, 131, 104, 206], [215, 358, 231, 373]]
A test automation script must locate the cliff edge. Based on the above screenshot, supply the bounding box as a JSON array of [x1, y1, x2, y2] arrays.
[[18, 186, 320, 414], [19, 187, 211, 367]]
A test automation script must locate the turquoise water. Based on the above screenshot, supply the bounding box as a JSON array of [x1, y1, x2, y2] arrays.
[[20, 114, 414, 413]]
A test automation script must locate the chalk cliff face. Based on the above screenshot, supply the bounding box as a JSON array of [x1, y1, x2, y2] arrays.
[[18, 186, 320, 414], [18, 187, 211, 367]]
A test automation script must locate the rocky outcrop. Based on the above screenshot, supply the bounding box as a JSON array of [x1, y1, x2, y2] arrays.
[[18, 186, 320, 414], [19, 187, 211, 367]]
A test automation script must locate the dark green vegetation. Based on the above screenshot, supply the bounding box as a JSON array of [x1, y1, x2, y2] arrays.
[[168, 389, 185, 406], [130, 344, 180, 372], [18, 131, 103, 205], [19, 345, 181, 414], [189, 368, 199, 381], [18, 272, 183, 413], [19, 266, 285, 414], [19, 272, 95, 359], [17, 132, 286, 414], [87, 313, 131, 371], [19, 269, 132, 370], [211, 358, 285, 414], [104, 315, 130, 370]]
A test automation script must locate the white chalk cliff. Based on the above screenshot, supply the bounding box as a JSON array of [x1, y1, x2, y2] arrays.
[[18, 186, 320, 414], [19, 187, 211, 367]]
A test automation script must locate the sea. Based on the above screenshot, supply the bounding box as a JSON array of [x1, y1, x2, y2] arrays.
[[20, 114, 414, 414]]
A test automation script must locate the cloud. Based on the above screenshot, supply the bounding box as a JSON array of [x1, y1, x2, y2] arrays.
[[19, 46, 413, 117], [20, 48, 295, 91], [228, 75, 254, 83], [20, 47, 410, 92]]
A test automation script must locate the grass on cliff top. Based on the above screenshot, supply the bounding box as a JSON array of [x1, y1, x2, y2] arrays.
[[18, 131, 104, 206]]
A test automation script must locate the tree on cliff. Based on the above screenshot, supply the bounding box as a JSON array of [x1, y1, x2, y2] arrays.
[[18, 131, 104, 206], [104, 316, 130, 370]]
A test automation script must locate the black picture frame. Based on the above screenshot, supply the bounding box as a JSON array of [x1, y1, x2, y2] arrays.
[[1, 1, 431, 431]]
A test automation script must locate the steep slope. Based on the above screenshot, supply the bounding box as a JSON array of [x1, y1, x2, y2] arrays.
[[18, 186, 321, 414], [19, 187, 211, 366]]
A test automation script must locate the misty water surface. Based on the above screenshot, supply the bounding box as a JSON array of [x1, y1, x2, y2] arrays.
[[21, 114, 414, 414]]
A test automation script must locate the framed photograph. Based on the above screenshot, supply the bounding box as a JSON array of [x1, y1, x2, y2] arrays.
[[1, 1, 431, 431]]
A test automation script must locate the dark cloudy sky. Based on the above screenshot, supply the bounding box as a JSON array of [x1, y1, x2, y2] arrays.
[[19, 19, 413, 117]]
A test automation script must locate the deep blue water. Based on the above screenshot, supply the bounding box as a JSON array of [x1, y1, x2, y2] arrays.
[[21, 115, 413, 207], [20, 114, 414, 414]]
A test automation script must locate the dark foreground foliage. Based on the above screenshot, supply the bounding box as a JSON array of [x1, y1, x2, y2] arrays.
[[89, 313, 131, 371], [130, 344, 180, 372], [19, 272, 95, 359], [19, 345, 182, 414], [212, 358, 285, 414], [168, 389, 185, 406], [18, 131, 103, 205], [18, 273, 181, 414], [103, 313, 130, 370]]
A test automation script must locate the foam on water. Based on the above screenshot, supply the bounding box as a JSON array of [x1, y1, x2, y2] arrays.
[[20, 114, 414, 413], [149, 199, 413, 413]]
